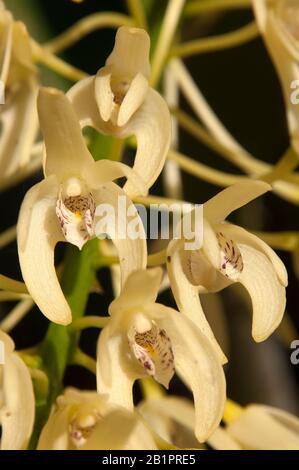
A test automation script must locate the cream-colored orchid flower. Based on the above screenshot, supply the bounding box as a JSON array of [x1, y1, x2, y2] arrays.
[[167, 181, 287, 364], [0, 330, 35, 450], [224, 403, 299, 450], [17, 87, 147, 325], [68, 26, 171, 197], [140, 396, 299, 450], [139, 396, 240, 450], [0, 5, 39, 180], [252, 0, 299, 155], [96, 267, 226, 443], [38, 387, 156, 450]]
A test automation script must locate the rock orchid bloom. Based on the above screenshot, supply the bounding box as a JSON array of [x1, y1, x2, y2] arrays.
[[17, 88, 147, 325], [68, 26, 171, 197], [38, 388, 156, 450], [0, 4, 38, 181], [0, 330, 35, 450], [96, 268, 226, 442], [252, 0, 299, 155], [167, 181, 287, 363], [139, 396, 299, 450]]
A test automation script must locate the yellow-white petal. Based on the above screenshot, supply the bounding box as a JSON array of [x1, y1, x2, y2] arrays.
[[94, 182, 147, 288], [227, 404, 299, 450], [38, 388, 109, 450], [81, 409, 157, 450], [94, 69, 148, 127], [167, 239, 227, 364], [204, 181, 271, 224], [94, 66, 114, 122], [261, 404, 299, 436], [37, 406, 70, 450], [139, 395, 240, 449], [208, 427, 241, 450], [109, 267, 162, 316], [87, 159, 147, 195], [253, 0, 299, 155], [0, 331, 35, 450], [0, 10, 12, 84], [38, 87, 94, 179], [117, 72, 148, 127], [122, 88, 171, 197], [96, 323, 135, 410], [105, 26, 150, 79], [67, 76, 101, 129], [0, 77, 38, 178], [147, 304, 226, 442], [218, 222, 288, 286], [69, 80, 171, 197], [237, 244, 286, 342], [17, 177, 72, 325], [138, 400, 173, 443]]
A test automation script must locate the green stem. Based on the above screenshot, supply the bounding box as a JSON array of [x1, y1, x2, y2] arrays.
[[71, 315, 110, 331], [29, 240, 98, 448], [170, 22, 258, 58], [72, 349, 97, 375], [185, 0, 251, 16]]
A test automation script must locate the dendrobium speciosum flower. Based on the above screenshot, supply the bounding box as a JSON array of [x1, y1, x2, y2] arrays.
[[167, 181, 287, 363], [68, 26, 171, 197], [96, 268, 226, 442], [0, 330, 35, 450], [38, 388, 156, 450], [139, 395, 240, 450], [139, 396, 299, 450], [252, 0, 299, 155], [17, 87, 147, 325], [0, 4, 38, 181]]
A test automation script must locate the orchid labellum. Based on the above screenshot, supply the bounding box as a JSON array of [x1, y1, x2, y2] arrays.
[[38, 388, 156, 450], [167, 181, 287, 363], [96, 268, 226, 442], [68, 26, 171, 197], [17, 88, 147, 325]]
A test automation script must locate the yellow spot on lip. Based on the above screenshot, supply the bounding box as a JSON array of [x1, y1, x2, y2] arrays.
[[144, 343, 155, 356], [74, 210, 82, 219]]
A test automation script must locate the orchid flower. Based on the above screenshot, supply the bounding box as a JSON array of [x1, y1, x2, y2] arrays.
[[0, 4, 39, 181], [224, 403, 299, 450], [167, 181, 287, 364], [0, 330, 35, 450], [38, 388, 156, 450], [96, 268, 226, 442], [17, 87, 147, 325], [252, 0, 299, 155], [139, 395, 240, 450], [67, 26, 171, 197]]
